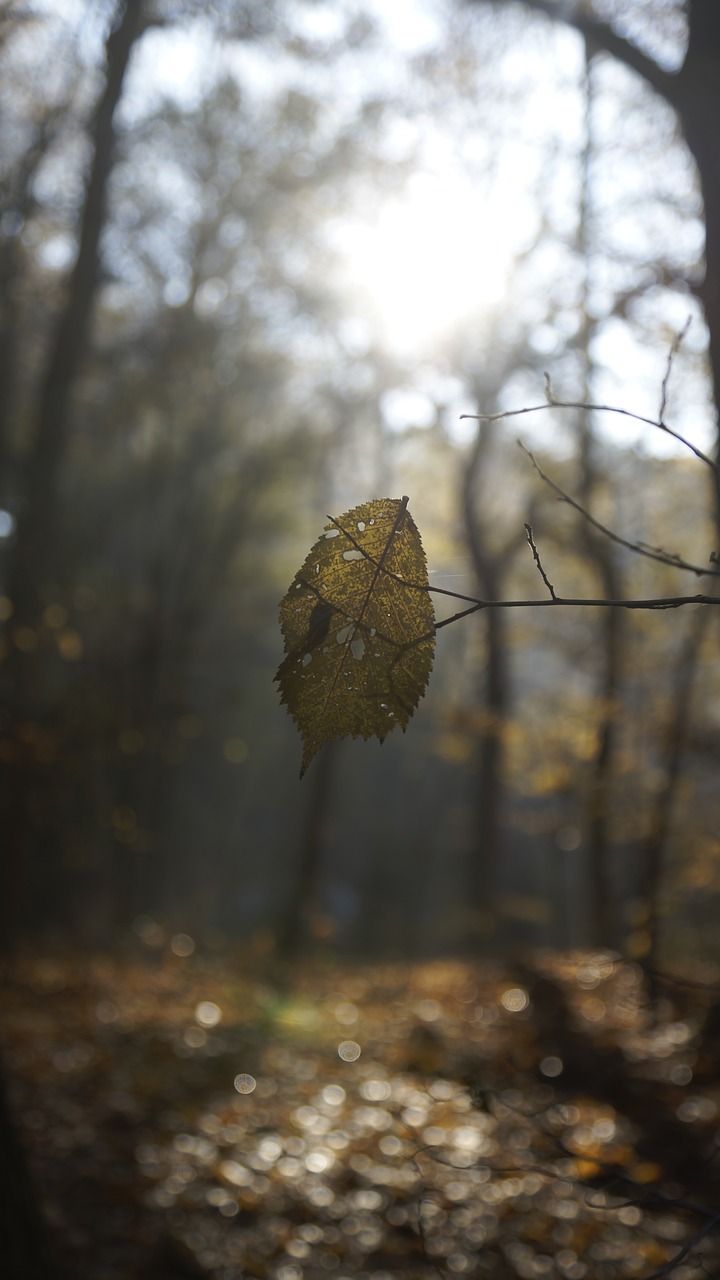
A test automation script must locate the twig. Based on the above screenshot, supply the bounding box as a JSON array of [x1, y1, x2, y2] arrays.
[[518, 440, 720, 579], [659, 317, 692, 423], [415, 1193, 446, 1280], [524, 522, 557, 598], [431, 594, 717, 627], [460, 390, 716, 473], [326, 513, 720, 635], [640, 1213, 720, 1280]]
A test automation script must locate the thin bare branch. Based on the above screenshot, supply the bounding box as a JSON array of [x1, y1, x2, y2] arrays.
[[658, 317, 692, 423], [461, 394, 717, 472], [524, 523, 557, 598], [518, 441, 720, 579], [639, 1214, 720, 1280], [432, 595, 718, 635], [324, 506, 720, 632]]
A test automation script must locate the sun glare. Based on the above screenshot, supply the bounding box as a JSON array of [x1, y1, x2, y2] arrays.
[[337, 172, 517, 356]]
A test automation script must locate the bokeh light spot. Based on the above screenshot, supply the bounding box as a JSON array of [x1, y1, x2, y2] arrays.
[[195, 1000, 222, 1028], [321, 1084, 346, 1106], [500, 987, 530, 1013], [170, 933, 195, 957], [338, 1040, 361, 1062], [56, 629, 83, 661], [540, 1055, 563, 1078]]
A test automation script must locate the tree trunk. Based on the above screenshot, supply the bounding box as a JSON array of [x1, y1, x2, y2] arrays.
[[575, 44, 622, 947], [8, 0, 144, 622], [0, 110, 65, 490], [0, 0, 144, 947], [639, 606, 709, 977], [274, 742, 338, 963], [677, 1, 720, 543], [0, 1055, 64, 1279], [461, 422, 513, 941]]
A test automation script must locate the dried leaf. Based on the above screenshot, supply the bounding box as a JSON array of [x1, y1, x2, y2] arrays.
[[276, 496, 436, 776]]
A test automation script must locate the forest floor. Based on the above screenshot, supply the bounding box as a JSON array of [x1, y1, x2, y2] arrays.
[[3, 946, 720, 1280]]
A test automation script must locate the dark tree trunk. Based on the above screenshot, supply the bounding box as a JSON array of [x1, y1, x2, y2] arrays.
[[274, 743, 338, 963], [0, 111, 65, 490], [0, 0, 145, 946], [0, 1056, 63, 1279], [583, 601, 620, 945], [461, 422, 514, 940], [0, 12, 143, 1264], [575, 45, 623, 947], [639, 606, 709, 977], [8, 0, 144, 622], [677, 1, 720, 540]]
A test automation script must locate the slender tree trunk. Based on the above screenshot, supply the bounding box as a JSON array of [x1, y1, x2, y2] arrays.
[[0, 112, 64, 489], [0, 1, 144, 948], [582, 585, 620, 945], [640, 606, 710, 978], [274, 743, 338, 963], [461, 422, 512, 940], [0, 1056, 65, 1278], [574, 44, 623, 946], [8, 0, 143, 622]]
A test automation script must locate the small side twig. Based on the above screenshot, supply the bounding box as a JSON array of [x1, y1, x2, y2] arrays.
[[460, 374, 716, 473], [415, 1192, 446, 1280], [658, 316, 692, 424], [639, 1212, 720, 1280], [518, 441, 720, 579], [524, 523, 556, 598]]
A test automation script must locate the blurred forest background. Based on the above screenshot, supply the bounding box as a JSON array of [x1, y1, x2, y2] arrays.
[[1, 0, 718, 968], [5, 2, 720, 1278]]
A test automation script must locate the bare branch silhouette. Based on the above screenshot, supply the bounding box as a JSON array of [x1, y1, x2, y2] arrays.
[[460, 379, 716, 473], [524, 523, 557, 598], [659, 316, 692, 423], [517, 441, 720, 579]]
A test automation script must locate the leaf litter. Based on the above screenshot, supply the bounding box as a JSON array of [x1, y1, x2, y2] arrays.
[[3, 950, 720, 1279]]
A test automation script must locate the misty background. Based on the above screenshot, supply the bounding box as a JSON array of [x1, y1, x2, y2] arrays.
[[1, 0, 718, 972]]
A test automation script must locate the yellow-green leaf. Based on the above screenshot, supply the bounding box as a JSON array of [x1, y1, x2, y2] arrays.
[[276, 496, 436, 776]]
